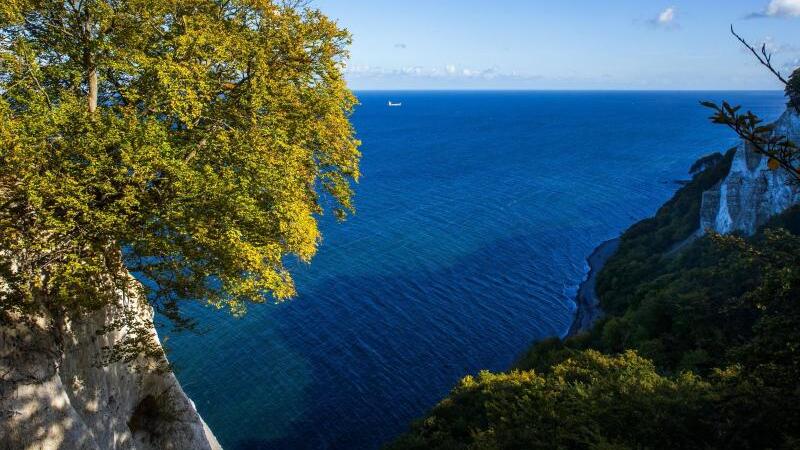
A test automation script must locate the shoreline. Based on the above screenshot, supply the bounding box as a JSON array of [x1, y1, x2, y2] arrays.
[[566, 238, 620, 338]]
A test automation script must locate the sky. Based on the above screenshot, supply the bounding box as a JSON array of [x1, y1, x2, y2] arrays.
[[312, 0, 800, 90]]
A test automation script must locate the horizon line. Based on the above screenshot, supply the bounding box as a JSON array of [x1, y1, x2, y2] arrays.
[[351, 88, 785, 93]]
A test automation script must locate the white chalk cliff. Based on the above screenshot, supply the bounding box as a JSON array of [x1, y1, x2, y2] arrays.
[[0, 282, 222, 450], [701, 107, 800, 236]]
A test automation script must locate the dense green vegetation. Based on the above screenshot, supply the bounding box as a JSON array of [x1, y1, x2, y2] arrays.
[[390, 351, 718, 450], [389, 151, 800, 449], [597, 149, 735, 317]]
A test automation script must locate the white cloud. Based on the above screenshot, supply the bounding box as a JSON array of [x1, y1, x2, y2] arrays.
[[757, 36, 799, 54], [648, 7, 678, 29], [344, 64, 539, 81], [750, 0, 800, 18], [766, 0, 800, 16], [657, 7, 676, 24]]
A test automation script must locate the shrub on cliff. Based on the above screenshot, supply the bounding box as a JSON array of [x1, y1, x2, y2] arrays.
[[0, 1, 360, 324]]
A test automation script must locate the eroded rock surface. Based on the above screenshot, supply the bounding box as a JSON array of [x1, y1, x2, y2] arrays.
[[0, 288, 221, 450]]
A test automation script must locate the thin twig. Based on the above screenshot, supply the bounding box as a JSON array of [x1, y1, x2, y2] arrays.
[[731, 26, 789, 86]]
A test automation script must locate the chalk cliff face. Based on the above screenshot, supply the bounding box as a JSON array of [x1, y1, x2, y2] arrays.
[[701, 108, 800, 236], [0, 283, 221, 450]]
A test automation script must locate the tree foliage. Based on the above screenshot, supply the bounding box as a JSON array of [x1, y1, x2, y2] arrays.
[[0, 0, 360, 319], [389, 351, 718, 450]]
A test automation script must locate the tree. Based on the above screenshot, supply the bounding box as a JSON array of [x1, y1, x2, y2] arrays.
[[0, 1, 360, 322]]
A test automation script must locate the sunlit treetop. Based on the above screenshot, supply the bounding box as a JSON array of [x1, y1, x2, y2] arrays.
[[0, 0, 361, 319]]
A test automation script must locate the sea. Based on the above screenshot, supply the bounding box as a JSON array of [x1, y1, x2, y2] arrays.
[[158, 91, 787, 449]]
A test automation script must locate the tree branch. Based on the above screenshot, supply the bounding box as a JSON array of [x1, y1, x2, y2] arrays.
[[731, 26, 789, 86]]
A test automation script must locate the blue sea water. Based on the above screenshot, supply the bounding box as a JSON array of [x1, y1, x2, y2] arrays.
[[159, 91, 787, 450]]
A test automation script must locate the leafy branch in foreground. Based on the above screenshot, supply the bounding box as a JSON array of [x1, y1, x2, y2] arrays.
[[701, 100, 799, 177], [701, 27, 800, 182]]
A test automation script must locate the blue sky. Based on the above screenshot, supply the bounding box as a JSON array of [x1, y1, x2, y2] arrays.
[[314, 0, 800, 90]]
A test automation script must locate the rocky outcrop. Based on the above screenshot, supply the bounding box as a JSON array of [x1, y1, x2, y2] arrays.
[[701, 108, 800, 236], [0, 284, 222, 450]]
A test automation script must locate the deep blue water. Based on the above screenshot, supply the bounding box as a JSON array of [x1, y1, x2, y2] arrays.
[[159, 91, 787, 450]]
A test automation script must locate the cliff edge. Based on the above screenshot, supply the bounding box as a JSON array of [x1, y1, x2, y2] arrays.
[[0, 281, 221, 450]]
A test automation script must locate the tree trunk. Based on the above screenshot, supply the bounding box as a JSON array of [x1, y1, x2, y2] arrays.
[[87, 64, 97, 113], [83, 14, 97, 114]]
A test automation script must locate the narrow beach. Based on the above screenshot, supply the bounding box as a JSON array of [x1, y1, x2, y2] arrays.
[[567, 238, 620, 337]]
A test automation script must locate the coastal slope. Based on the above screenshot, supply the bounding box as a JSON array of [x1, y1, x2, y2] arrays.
[[569, 108, 799, 337]]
